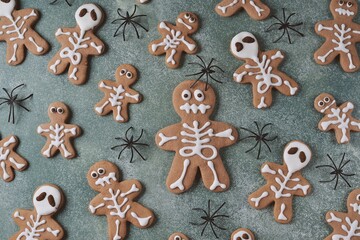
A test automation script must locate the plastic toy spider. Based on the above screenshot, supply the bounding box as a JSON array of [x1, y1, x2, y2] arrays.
[[190, 200, 229, 239], [50, 0, 72, 6], [0, 84, 33, 124], [111, 127, 149, 163], [112, 5, 148, 41], [316, 153, 355, 190], [186, 55, 224, 91], [239, 122, 278, 159], [266, 8, 304, 44]]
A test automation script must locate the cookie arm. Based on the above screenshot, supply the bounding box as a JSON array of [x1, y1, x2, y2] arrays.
[[12, 209, 30, 225], [315, 20, 334, 38], [215, 0, 243, 17], [41, 218, 64, 240], [89, 194, 107, 215], [325, 211, 348, 230], [118, 179, 143, 200], [233, 64, 252, 84], [260, 162, 282, 180], [86, 34, 105, 56], [209, 121, 238, 148], [289, 175, 311, 197], [242, 0, 270, 20], [124, 89, 142, 104], [155, 124, 182, 151], [64, 123, 81, 138], [54, 27, 74, 42], [157, 21, 175, 35]]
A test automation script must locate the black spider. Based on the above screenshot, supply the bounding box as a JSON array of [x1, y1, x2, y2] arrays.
[[112, 5, 148, 41], [50, 0, 72, 6], [239, 122, 277, 159], [266, 8, 304, 44], [111, 127, 149, 163], [0, 84, 33, 124], [190, 200, 229, 239], [186, 55, 224, 91], [316, 153, 355, 190]]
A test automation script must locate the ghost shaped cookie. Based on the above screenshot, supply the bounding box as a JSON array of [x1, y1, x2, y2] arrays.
[[48, 3, 105, 85], [215, 0, 270, 20], [10, 184, 65, 240], [0, 0, 49, 65], [231, 32, 299, 109], [231, 228, 256, 240]]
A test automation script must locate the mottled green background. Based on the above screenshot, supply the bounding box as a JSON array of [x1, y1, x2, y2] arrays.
[[1, 0, 360, 239]]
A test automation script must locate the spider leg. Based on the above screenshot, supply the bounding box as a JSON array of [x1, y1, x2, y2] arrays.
[[17, 93, 33, 102], [209, 74, 223, 83], [273, 29, 286, 43], [334, 175, 339, 190], [288, 26, 305, 37], [245, 141, 259, 154], [196, 55, 207, 69], [211, 221, 228, 230], [200, 222, 209, 236], [316, 164, 336, 171], [272, 15, 284, 25], [133, 129, 144, 142], [339, 174, 352, 188], [192, 208, 208, 216], [129, 147, 134, 163], [113, 22, 127, 37], [190, 74, 206, 89], [285, 29, 292, 44], [282, 8, 286, 21], [130, 5, 138, 18], [131, 14, 148, 19], [132, 146, 146, 161], [210, 202, 226, 218], [116, 146, 128, 160], [209, 65, 225, 73], [341, 173, 355, 177], [125, 127, 133, 141], [265, 22, 283, 32], [2, 88, 11, 99], [256, 141, 262, 159], [263, 140, 272, 152], [263, 136, 278, 142], [260, 123, 272, 132], [122, 22, 129, 41], [239, 127, 258, 136], [0, 100, 10, 106], [185, 71, 204, 77], [10, 104, 15, 124], [131, 20, 149, 32], [190, 220, 207, 226], [239, 135, 257, 141], [339, 160, 351, 170], [212, 214, 230, 219], [116, 8, 127, 19], [338, 153, 346, 169], [327, 154, 338, 169], [319, 175, 336, 183], [111, 143, 128, 150], [254, 122, 261, 135], [209, 222, 219, 238], [129, 21, 141, 39], [65, 0, 72, 6], [10, 84, 24, 96], [50, 0, 58, 5], [16, 103, 30, 112], [285, 13, 296, 23], [188, 62, 205, 68], [112, 17, 127, 24]]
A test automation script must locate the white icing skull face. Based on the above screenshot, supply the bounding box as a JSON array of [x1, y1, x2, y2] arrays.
[[331, 0, 358, 19], [87, 161, 120, 191], [231, 32, 259, 60], [33, 185, 62, 216], [0, 0, 16, 18], [75, 4, 103, 31], [314, 93, 336, 114], [348, 189, 360, 215], [283, 141, 311, 173]]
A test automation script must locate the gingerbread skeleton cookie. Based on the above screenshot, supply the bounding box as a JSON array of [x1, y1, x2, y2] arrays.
[[0, 0, 49, 65], [10, 184, 65, 240], [88, 161, 155, 240], [48, 3, 105, 85], [325, 189, 360, 239], [169, 232, 189, 240], [215, 0, 270, 20], [314, 93, 360, 144], [315, 0, 360, 72], [149, 12, 199, 69], [231, 32, 299, 109], [0, 134, 28, 182], [155, 80, 238, 194], [37, 102, 81, 159], [248, 140, 312, 224], [231, 228, 256, 240], [95, 64, 142, 123]]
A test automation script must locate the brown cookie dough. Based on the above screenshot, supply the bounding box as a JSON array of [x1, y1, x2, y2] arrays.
[[231, 228, 256, 240], [215, 0, 270, 20]]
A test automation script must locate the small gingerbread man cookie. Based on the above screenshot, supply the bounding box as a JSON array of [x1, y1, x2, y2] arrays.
[[231, 228, 256, 240], [10, 184, 65, 240], [314, 93, 360, 144], [37, 102, 81, 159], [88, 160, 155, 240], [325, 189, 360, 239], [0, 0, 49, 65], [169, 232, 189, 240], [231, 32, 299, 109], [315, 0, 360, 72], [155, 80, 238, 194], [149, 12, 199, 69], [0, 134, 28, 182], [94, 64, 142, 123], [215, 0, 270, 20], [48, 3, 105, 85], [248, 141, 312, 224]]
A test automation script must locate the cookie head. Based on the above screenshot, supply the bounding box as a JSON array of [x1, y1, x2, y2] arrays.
[[177, 12, 199, 34], [48, 102, 70, 122], [33, 184, 63, 216], [231, 228, 255, 240], [231, 32, 259, 60], [0, 0, 16, 18], [330, 0, 358, 19], [87, 161, 120, 191], [173, 80, 215, 119], [347, 189, 360, 214], [116, 64, 138, 85], [283, 141, 311, 173], [75, 3, 103, 31], [314, 93, 336, 114]]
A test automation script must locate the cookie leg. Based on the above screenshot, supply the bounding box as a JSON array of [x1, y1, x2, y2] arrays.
[[94, 99, 112, 116], [215, 0, 243, 17], [41, 142, 58, 158], [248, 185, 274, 209], [165, 49, 183, 69], [107, 217, 127, 240], [276, 73, 299, 96], [112, 102, 126, 123], [273, 198, 293, 224], [252, 85, 273, 109], [166, 158, 197, 194], [8, 152, 28, 172], [6, 42, 25, 66], [334, 127, 350, 144], [242, 0, 270, 20], [148, 39, 166, 55], [59, 143, 76, 159], [199, 159, 229, 192], [25, 32, 49, 55], [68, 64, 88, 85], [314, 44, 337, 65], [0, 160, 14, 182], [48, 53, 69, 75], [339, 49, 360, 72], [127, 202, 155, 229], [350, 119, 360, 132]]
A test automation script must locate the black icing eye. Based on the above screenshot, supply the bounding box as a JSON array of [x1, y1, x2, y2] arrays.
[[57, 108, 64, 114], [243, 36, 255, 43], [181, 90, 191, 101], [242, 233, 250, 239], [97, 168, 105, 175], [189, 17, 196, 23], [50, 107, 57, 113], [126, 72, 133, 79], [324, 97, 330, 103], [79, 8, 88, 17], [91, 171, 98, 178], [347, 2, 353, 7], [48, 195, 56, 207], [36, 192, 47, 201], [120, 69, 126, 76], [91, 9, 97, 21], [194, 89, 204, 102], [236, 42, 243, 52], [288, 147, 298, 154], [299, 151, 306, 162], [1, 0, 11, 3], [174, 237, 181, 240], [184, 13, 190, 19], [318, 101, 325, 107]]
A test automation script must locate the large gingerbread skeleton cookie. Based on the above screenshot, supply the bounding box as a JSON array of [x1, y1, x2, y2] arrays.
[[0, 0, 49, 65], [248, 141, 312, 224], [37, 102, 81, 159], [148, 12, 199, 69], [95, 64, 142, 123], [325, 189, 360, 239], [0, 134, 28, 182], [314, 0, 360, 72], [231, 32, 299, 109], [155, 80, 238, 194], [10, 184, 65, 240], [314, 93, 360, 144], [88, 161, 155, 240], [215, 0, 270, 20], [48, 3, 105, 85]]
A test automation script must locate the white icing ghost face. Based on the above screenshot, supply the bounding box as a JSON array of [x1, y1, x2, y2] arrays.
[[231, 32, 259, 60], [75, 3, 103, 31], [283, 141, 311, 174], [331, 0, 358, 19], [33, 185, 62, 216], [0, 0, 16, 18], [231, 228, 255, 240], [116, 64, 138, 85], [173, 80, 215, 118], [176, 12, 199, 34], [87, 161, 120, 191], [348, 189, 360, 215], [314, 93, 336, 114]]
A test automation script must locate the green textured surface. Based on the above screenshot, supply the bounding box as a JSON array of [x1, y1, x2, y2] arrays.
[[1, 0, 360, 239]]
